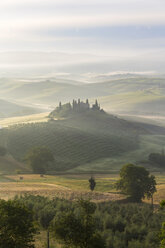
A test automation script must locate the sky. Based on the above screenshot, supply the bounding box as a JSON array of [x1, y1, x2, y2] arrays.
[[0, 0, 165, 75]]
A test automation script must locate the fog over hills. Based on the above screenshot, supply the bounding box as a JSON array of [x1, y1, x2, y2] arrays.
[[0, 99, 43, 118], [0, 76, 165, 118]]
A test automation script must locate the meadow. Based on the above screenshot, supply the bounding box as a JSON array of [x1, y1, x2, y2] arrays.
[[0, 173, 165, 205]]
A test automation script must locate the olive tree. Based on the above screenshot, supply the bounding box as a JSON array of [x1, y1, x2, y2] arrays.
[[0, 199, 36, 248], [53, 199, 105, 248]]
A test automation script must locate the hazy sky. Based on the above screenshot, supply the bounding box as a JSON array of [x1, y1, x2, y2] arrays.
[[0, 0, 165, 74]]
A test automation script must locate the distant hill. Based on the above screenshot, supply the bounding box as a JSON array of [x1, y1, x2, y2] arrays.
[[0, 101, 165, 173], [0, 99, 42, 118], [0, 77, 165, 116]]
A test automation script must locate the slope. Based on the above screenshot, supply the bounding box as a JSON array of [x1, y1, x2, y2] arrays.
[[0, 99, 43, 118], [0, 107, 165, 173], [0, 77, 165, 116]]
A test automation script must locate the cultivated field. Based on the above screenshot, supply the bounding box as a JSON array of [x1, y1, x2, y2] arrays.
[[0, 173, 165, 205]]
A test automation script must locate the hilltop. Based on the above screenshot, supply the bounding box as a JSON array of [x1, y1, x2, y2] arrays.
[[0, 100, 165, 174], [49, 99, 103, 118]]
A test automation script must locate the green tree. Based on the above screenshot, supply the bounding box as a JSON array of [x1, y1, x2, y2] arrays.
[[116, 164, 157, 202], [160, 222, 165, 248], [0, 146, 7, 156], [89, 176, 96, 191], [39, 206, 55, 248], [53, 199, 105, 248], [26, 146, 54, 174], [160, 200, 165, 209], [0, 199, 36, 248]]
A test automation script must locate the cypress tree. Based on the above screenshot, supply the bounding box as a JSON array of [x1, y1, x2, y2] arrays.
[[89, 176, 96, 191]]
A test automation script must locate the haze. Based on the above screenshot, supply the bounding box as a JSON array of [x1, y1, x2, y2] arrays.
[[0, 0, 165, 77]]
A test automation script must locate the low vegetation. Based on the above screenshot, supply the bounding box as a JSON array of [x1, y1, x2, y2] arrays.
[[3, 193, 165, 248], [0, 165, 165, 247]]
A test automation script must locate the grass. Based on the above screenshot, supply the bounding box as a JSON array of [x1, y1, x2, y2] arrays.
[[0, 174, 122, 202], [0, 173, 164, 205]]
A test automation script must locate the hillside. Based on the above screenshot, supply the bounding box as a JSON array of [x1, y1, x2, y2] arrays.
[[0, 99, 43, 118], [0, 77, 165, 116], [0, 101, 165, 173], [0, 154, 28, 173]]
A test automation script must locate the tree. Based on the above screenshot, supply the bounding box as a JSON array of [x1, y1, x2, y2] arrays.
[[0, 146, 7, 156], [86, 99, 90, 109], [116, 164, 157, 202], [160, 200, 165, 209], [92, 99, 100, 110], [89, 176, 96, 191], [26, 146, 54, 174], [53, 199, 105, 248], [145, 174, 157, 207], [39, 206, 56, 248], [59, 101, 62, 110], [0, 199, 36, 248], [149, 153, 165, 167], [160, 222, 165, 248]]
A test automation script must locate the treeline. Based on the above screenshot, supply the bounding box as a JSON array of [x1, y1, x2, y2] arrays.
[[2, 194, 165, 248], [149, 152, 165, 168]]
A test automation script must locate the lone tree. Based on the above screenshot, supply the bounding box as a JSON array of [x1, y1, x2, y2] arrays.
[[26, 146, 54, 174], [0, 199, 36, 248], [89, 176, 96, 191], [116, 164, 156, 203]]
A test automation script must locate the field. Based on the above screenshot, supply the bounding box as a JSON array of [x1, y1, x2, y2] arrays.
[[0, 112, 49, 127], [0, 173, 164, 205], [1, 172, 164, 248]]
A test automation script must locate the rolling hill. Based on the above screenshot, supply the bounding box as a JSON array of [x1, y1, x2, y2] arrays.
[[0, 99, 43, 118], [0, 103, 165, 173], [0, 77, 165, 116]]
